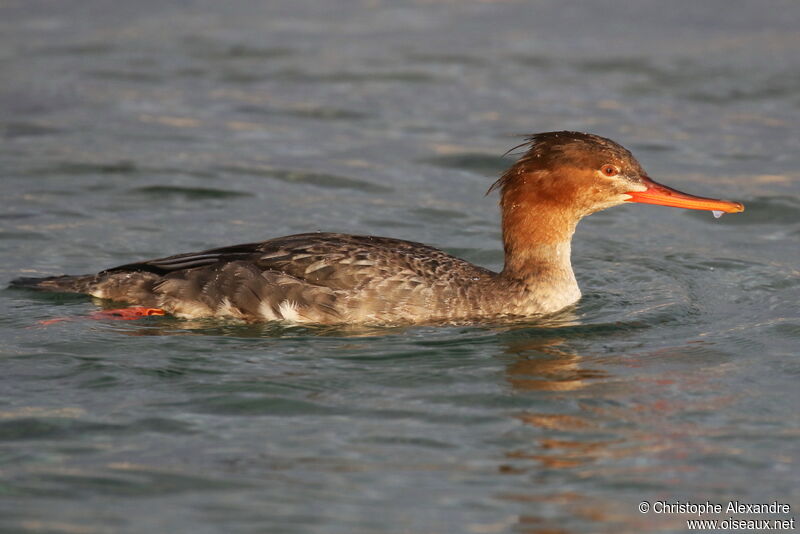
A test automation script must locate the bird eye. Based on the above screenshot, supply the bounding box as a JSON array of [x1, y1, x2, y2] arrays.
[[601, 164, 619, 177]]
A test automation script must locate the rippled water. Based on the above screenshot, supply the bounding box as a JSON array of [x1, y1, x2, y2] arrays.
[[1, 1, 799, 532]]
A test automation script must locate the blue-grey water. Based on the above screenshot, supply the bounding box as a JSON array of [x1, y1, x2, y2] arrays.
[[1, 1, 799, 532]]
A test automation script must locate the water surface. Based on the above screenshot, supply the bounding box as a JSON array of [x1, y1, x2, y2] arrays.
[[1, 1, 799, 532]]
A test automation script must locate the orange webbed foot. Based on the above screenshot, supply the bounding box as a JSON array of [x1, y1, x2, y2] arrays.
[[89, 307, 167, 320], [36, 307, 167, 326]]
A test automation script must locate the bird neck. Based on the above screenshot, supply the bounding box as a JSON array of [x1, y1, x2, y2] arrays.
[[498, 194, 580, 293]]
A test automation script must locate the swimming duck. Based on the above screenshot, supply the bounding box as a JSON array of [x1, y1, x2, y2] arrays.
[[12, 131, 744, 325]]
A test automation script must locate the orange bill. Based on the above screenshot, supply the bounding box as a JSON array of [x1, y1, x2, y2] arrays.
[[626, 176, 744, 213]]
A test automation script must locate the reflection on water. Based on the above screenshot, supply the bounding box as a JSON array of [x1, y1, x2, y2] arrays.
[[503, 337, 609, 392], [498, 336, 618, 532], [490, 333, 752, 532]]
